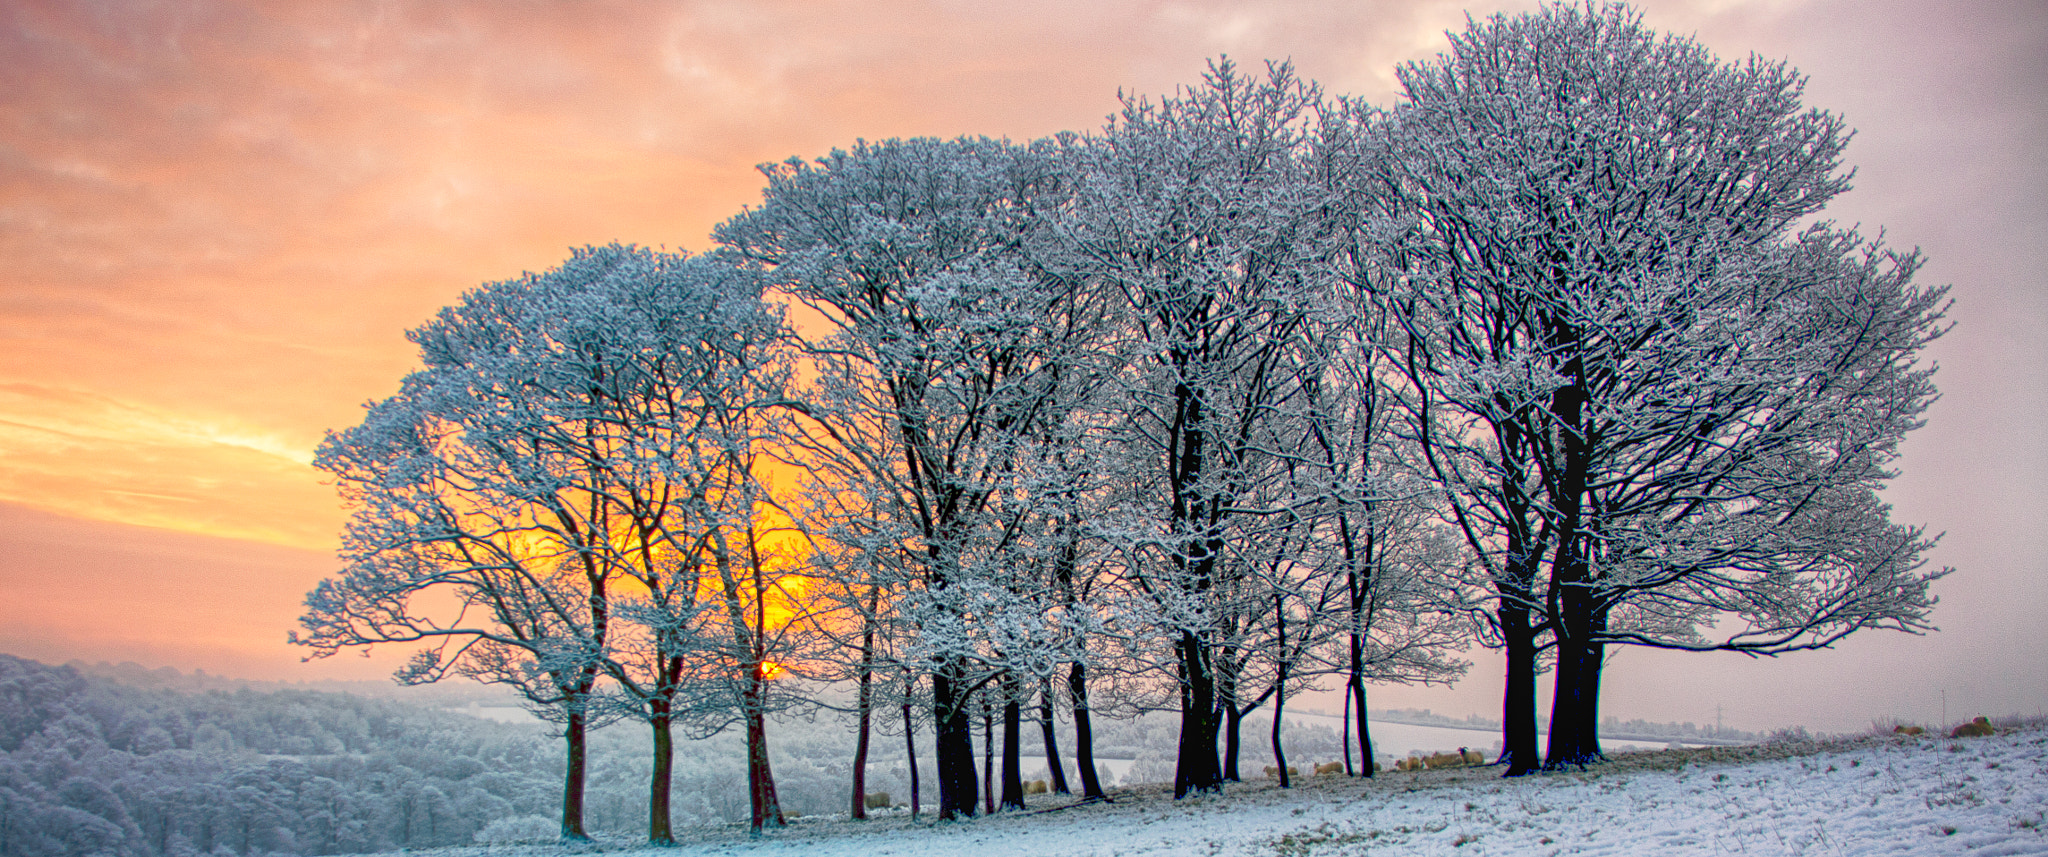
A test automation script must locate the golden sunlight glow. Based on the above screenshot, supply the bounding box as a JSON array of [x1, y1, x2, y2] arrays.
[[0, 384, 336, 549], [420, 451, 832, 681]]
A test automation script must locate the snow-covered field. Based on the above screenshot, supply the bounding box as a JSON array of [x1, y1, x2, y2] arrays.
[[402, 724, 2048, 857]]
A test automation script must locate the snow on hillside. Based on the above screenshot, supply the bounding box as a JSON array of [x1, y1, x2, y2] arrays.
[[372, 724, 2048, 857]]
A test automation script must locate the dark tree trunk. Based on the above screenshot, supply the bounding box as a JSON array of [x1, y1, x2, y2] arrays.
[[640, 633, 685, 844], [1349, 670, 1375, 777], [1545, 599, 1608, 769], [1068, 661, 1106, 800], [1172, 629, 1223, 797], [1336, 488, 1377, 778], [1164, 354, 1224, 799], [1271, 683, 1290, 788], [1207, 700, 1226, 770], [1541, 352, 1600, 772], [850, 625, 875, 820], [1216, 650, 1243, 783], [1221, 703, 1243, 782], [571, 567, 608, 841], [561, 704, 589, 841], [1498, 596, 1541, 776], [1341, 681, 1354, 776], [1037, 678, 1070, 795], [1545, 633, 1605, 768], [1000, 675, 1025, 810], [1272, 588, 1293, 787], [932, 671, 978, 819], [903, 677, 921, 820], [1494, 437, 1545, 780], [1582, 635, 1605, 755], [649, 702, 675, 845], [1269, 590, 1286, 783], [744, 665, 785, 832], [1047, 527, 1086, 799], [981, 699, 995, 815]]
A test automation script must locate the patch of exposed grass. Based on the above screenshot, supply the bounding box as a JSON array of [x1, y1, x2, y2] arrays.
[[1267, 822, 1381, 856]]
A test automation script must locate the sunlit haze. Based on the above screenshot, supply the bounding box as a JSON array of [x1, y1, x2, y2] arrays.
[[1, 0, 2041, 734]]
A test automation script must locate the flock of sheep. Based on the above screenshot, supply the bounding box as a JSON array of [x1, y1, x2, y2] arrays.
[[1264, 746, 1491, 779], [1892, 716, 1996, 738]]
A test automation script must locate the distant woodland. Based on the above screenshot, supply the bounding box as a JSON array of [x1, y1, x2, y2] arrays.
[[0, 655, 1358, 856]]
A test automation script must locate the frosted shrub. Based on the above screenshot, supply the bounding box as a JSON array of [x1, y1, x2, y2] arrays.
[[474, 815, 558, 845], [1122, 754, 1176, 787], [1765, 726, 1814, 745], [1763, 726, 1826, 755]]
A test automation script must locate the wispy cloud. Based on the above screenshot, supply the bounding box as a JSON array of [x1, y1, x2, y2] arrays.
[[0, 382, 332, 547]]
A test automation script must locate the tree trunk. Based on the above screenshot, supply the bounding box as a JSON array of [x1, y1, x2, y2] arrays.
[[1221, 703, 1243, 782], [1545, 633, 1605, 769], [649, 702, 675, 845], [1341, 681, 1353, 776], [744, 665, 785, 832], [1545, 599, 1608, 769], [903, 677, 921, 820], [1172, 629, 1223, 797], [1498, 598, 1541, 776], [1349, 669, 1375, 777], [932, 671, 978, 819], [561, 704, 589, 841], [1271, 673, 1290, 788], [1000, 675, 1025, 810], [1337, 492, 1377, 778], [1068, 662, 1106, 800], [981, 699, 995, 815], [850, 627, 875, 820], [1494, 462, 1545, 779], [1166, 359, 1222, 799], [1038, 678, 1070, 795], [1216, 651, 1241, 783], [1272, 588, 1293, 786], [1542, 349, 1600, 772]]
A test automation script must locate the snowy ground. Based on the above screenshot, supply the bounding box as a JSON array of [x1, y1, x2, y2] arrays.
[[398, 724, 2048, 857]]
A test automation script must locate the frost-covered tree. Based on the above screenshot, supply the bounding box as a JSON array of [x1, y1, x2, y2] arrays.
[[1051, 58, 1338, 797], [1191, 260, 1471, 786], [530, 250, 801, 839], [795, 535, 904, 820], [300, 245, 797, 839], [1367, 1, 1949, 770], [1024, 428, 1128, 803], [1293, 304, 1473, 778], [1348, 88, 1557, 772], [717, 136, 1104, 818], [691, 498, 823, 832]]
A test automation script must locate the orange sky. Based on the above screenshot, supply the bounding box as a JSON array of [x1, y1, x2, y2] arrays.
[[2, 0, 2043, 730]]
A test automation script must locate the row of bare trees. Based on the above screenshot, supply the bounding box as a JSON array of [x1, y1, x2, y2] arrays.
[[295, 1, 1948, 842]]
